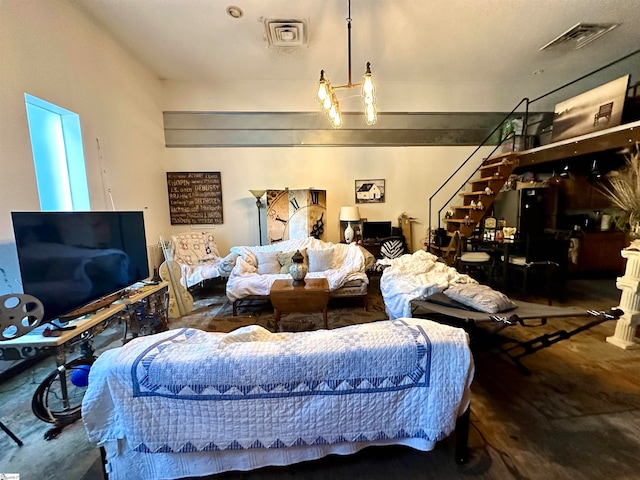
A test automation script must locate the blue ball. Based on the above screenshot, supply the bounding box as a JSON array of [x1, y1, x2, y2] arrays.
[[70, 364, 91, 387]]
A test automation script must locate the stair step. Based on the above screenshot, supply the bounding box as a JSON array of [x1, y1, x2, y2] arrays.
[[459, 190, 492, 196], [480, 160, 513, 170], [444, 218, 475, 225], [469, 175, 505, 183]]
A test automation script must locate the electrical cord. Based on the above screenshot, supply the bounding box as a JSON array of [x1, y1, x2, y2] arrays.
[[31, 356, 95, 439]]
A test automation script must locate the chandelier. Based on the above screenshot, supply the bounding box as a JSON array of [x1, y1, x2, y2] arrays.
[[315, 0, 377, 128]]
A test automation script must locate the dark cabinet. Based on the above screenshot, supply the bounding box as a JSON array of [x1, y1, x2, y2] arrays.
[[571, 231, 627, 275], [558, 174, 613, 211]]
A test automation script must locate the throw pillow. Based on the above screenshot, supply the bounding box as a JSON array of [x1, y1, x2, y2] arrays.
[[308, 248, 335, 272], [255, 251, 282, 275], [444, 283, 517, 313], [277, 249, 308, 274]]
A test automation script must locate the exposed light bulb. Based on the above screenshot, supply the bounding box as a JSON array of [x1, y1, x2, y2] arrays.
[[323, 95, 332, 111], [365, 104, 377, 125], [317, 83, 329, 103], [329, 103, 339, 119], [362, 62, 375, 96], [332, 113, 342, 128]]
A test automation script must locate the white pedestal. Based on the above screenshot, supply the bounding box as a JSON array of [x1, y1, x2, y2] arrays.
[[606, 247, 640, 349]]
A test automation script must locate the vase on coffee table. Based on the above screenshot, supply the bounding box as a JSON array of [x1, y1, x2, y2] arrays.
[[289, 250, 308, 286]]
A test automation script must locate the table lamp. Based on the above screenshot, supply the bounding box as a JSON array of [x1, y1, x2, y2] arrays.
[[249, 190, 266, 245], [339, 206, 360, 243]]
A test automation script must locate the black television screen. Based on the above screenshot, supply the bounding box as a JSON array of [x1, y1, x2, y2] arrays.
[[11, 211, 149, 322], [362, 221, 392, 241]]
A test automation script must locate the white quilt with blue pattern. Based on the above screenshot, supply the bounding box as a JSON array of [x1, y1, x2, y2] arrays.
[[83, 319, 472, 455]]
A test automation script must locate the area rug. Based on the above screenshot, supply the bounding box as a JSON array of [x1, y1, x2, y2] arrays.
[[169, 284, 388, 333]]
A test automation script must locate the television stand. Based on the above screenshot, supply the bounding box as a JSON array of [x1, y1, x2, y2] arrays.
[[58, 291, 123, 321]]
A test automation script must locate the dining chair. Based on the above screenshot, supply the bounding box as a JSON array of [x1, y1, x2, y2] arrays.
[[454, 233, 495, 284], [505, 232, 570, 304]]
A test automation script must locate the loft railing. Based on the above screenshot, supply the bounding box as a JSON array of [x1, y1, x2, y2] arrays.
[[427, 48, 640, 251]]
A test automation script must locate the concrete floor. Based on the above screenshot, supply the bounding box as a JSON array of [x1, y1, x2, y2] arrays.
[[1, 277, 639, 480]]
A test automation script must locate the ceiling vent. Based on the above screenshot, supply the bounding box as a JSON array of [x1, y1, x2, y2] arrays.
[[540, 22, 619, 51], [262, 19, 308, 48]]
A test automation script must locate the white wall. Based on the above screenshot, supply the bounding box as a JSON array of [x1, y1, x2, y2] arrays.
[[162, 80, 496, 254], [0, 0, 165, 294], [0, 0, 521, 297]]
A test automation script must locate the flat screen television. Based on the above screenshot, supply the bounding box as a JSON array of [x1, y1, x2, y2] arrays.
[[362, 221, 392, 241], [11, 211, 149, 322]]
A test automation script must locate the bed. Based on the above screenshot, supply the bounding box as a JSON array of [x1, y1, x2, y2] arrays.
[[82, 319, 474, 480], [379, 249, 478, 319]]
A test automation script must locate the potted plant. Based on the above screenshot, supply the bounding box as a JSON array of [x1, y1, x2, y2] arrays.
[[596, 143, 640, 238]]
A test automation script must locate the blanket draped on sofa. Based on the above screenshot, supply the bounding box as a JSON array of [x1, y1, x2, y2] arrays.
[[225, 238, 370, 302]]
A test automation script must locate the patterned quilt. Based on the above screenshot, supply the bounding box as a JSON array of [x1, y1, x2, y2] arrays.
[[82, 319, 473, 455]]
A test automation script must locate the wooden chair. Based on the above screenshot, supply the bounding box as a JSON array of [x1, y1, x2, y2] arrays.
[[454, 232, 495, 284], [438, 231, 462, 266]]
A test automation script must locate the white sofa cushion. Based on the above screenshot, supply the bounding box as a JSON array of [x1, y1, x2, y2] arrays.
[[255, 251, 281, 275], [308, 248, 335, 272], [277, 249, 308, 274]]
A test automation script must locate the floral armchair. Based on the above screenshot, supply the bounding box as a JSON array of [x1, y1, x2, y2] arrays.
[[168, 232, 225, 288]]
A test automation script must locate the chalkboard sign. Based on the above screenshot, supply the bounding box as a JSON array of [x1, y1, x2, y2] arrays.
[[166, 172, 223, 225]]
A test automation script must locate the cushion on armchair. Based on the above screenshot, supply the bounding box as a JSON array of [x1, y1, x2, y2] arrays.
[[169, 232, 224, 288], [171, 232, 220, 266]]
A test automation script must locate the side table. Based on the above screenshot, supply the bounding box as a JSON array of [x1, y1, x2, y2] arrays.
[[117, 282, 169, 341], [269, 278, 330, 331]]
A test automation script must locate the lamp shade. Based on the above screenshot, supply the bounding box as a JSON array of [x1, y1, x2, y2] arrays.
[[339, 206, 360, 222], [249, 189, 266, 199]]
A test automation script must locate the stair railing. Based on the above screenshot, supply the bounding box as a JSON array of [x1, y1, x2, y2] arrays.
[[427, 98, 530, 250], [427, 48, 640, 252]]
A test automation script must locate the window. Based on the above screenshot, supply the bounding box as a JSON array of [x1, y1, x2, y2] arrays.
[[24, 94, 89, 211]]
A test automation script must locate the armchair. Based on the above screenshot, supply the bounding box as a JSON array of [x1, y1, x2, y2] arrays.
[[168, 232, 224, 289]]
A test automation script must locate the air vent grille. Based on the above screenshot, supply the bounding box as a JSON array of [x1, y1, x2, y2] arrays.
[[263, 19, 308, 48], [540, 22, 619, 51]]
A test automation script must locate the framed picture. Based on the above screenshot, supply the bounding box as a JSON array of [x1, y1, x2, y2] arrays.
[[551, 75, 629, 142], [355, 179, 385, 204]]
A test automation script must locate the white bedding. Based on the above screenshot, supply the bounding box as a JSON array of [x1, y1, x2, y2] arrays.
[[379, 250, 477, 320], [83, 319, 473, 480], [225, 238, 368, 302]]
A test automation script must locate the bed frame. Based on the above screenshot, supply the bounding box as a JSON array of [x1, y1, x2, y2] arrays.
[[97, 408, 470, 479], [411, 295, 622, 374]]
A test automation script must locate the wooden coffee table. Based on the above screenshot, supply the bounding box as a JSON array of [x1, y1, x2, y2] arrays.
[[269, 278, 330, 331]]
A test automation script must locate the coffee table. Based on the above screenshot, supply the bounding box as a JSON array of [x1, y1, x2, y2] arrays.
[[269, 278, 330, 331]]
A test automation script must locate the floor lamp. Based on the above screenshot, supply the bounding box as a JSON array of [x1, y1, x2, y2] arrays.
[[249, 190, 266, 246]]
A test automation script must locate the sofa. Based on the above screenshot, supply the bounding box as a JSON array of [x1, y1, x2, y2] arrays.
[[224, 237, 374, 316]]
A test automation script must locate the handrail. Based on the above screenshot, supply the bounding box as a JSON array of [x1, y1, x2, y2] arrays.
[[427, 48, 640, 251], [427, 98, 530, 250]]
